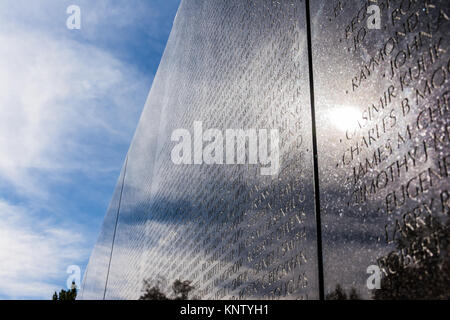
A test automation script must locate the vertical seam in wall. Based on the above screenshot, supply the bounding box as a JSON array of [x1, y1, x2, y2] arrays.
[[103, 156, 128, 300], [305, 0, 325, 300]]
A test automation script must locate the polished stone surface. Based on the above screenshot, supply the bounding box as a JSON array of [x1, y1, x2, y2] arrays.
[[81, 0, 449, 300], [311, 0, 449, 299]]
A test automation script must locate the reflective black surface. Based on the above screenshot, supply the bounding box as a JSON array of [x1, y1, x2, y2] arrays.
[[82, 0, 319, 300], [311, 0, 449, 299], [81, 0, 449, 300]]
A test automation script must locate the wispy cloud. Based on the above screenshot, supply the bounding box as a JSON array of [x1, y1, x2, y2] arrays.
[[0, 28, 147, 197], [0, 200, 87, 299]]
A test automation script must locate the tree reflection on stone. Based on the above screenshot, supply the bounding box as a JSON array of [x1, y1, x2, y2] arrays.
[[373, 215, 449, 300], [139, 278, 196, 300]]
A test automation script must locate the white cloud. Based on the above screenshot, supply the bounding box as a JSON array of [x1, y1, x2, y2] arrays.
[[0, 199, 88, 299], [0, 4, 151, 299], [0, 27, 147, 197]]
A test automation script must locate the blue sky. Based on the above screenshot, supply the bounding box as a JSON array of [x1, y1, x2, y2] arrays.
[[0, 0, 180, 299]]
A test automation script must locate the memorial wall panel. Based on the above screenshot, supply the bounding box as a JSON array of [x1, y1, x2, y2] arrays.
[[311, 0, 449, 299], [81, 0, 449, 300], [83, 0, 320, 300]]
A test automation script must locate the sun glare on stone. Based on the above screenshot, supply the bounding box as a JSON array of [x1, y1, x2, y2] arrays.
[[328, 106, 361, 132]]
